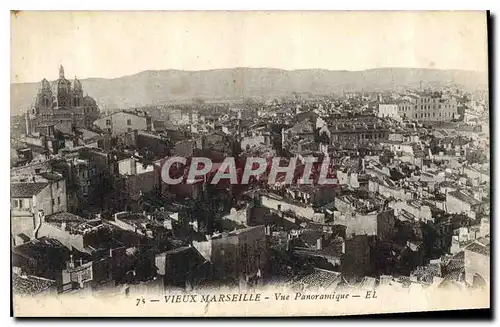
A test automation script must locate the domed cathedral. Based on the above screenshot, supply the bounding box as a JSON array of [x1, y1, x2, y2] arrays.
[[26, 65, 100, 135], [52, 65, 73, 108]]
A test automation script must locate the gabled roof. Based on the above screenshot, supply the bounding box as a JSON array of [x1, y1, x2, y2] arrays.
[[465, 241, 490, 256], [448, 190, 482, 206], [11, 182, 49, 198]]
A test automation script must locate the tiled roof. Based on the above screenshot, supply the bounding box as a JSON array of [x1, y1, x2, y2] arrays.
[[11, 182, 49, 198], [12, 273, 55, 295], [288, 269, 342, 289], [448, 190, 482, 206], [465, 242, 490, 256], [45, 212, 87, 224], [359, 277, 377, 289], [445, 253, 465, 274], [46, 212, 106, 235], [115, 110, 149, 118], [412, 265, 441, 284], [38, 172, 63, 181], [13, 237, 67, 260], [445, 271, 465, 283], [476, 237, 490, 247]]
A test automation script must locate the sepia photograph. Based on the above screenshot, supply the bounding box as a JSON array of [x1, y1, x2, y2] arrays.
[[9, 10, 490, 317]]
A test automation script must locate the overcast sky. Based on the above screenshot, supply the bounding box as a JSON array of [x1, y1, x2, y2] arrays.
[[11, 11, 488, 83]]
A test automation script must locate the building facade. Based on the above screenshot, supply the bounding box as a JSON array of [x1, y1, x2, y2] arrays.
[[410, 92, 457, 122], [93, 111, 152, 135], [378, 104, 401, 121], [11, 179, 68, 245]]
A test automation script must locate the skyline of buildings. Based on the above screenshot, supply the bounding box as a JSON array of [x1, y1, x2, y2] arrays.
[[10, 63, 490, 303]]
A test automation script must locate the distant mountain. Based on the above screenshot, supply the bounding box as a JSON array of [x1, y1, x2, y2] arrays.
[[10, 67, 488, 116]]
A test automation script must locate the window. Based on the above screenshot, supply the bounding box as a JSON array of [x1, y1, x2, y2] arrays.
[[51, 199, 55, 206], [127, 119, 132, 125], [106, 119, 111, 126], [13, 199, 23, 209], [35, 168, 41, 174], [127, 128, 133, 133], [57, 197, 61, 205]]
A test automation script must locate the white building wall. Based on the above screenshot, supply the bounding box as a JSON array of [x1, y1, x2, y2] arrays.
[[378, 104, 401, 120]]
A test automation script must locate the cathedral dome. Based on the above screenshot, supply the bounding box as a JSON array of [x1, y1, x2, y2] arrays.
[[50, 65, 72, 108], [83, 95, 97, 107], [52, 66, 72, 96], [52, 79, 71, 96]]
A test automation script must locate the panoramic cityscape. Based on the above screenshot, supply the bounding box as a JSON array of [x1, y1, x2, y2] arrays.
[[11, 64, 490, 297], [10, 11, 490, 317]]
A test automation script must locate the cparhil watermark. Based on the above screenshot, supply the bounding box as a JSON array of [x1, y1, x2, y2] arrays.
[[160, 156, 338, 186]]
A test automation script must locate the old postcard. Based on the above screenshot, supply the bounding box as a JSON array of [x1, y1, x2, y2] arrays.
[[10, 11, 490, 317]]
